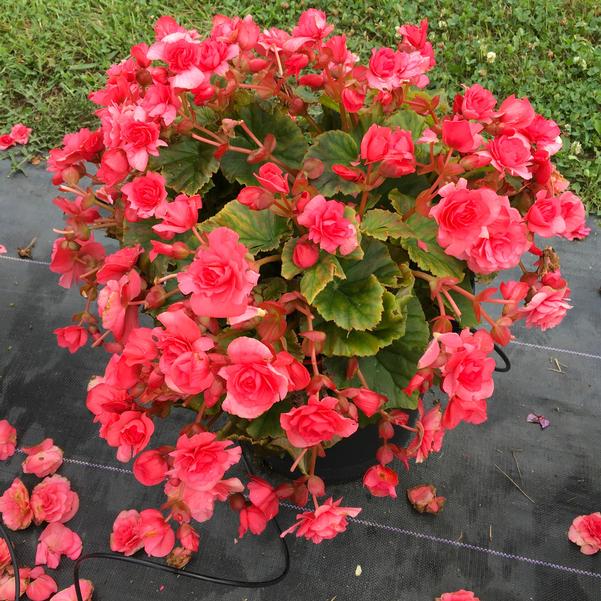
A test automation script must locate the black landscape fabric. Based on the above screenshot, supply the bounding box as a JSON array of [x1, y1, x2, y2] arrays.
[[0, 163, 600, 601]]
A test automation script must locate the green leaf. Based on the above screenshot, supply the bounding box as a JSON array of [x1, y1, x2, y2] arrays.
[[220, 102, 308, 186], [320, 291, 408, 357], [361, 208, 414, 241], [123, 218, 168, 280], [313, 274, 384, 331], [281, 237, 301, 280], [300, 253, 345, 304], [149, 137, 219, 195], [389, 190, 415, 215], [304, 130, 362, 196], [244, 402, 289, 439], [401, 213, 465, 280], [359, 295, 430, 409], [384, 110, 427, 139], [341, 238, 401, 286], [200, 201, 290, 254]]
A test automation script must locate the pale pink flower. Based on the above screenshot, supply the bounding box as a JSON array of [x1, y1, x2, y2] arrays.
[[110, 509, 144, 556], [22, 439, 64, 477], [36, 523, 82, 569], [49, 580, 94, 601], [0, 420, 17, 460], [0, 477, 32, 530], [568, 512, 601, 555], [10, 123, 32, 145], [30, 475, 79, 525]]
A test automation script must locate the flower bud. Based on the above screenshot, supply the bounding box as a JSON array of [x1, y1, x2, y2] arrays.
[[292, 237, 319, 269]]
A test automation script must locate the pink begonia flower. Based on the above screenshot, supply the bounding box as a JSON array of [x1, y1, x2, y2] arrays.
[[297, 195, 358, 256], [49, 580, 94, 601], [442, 118, 484, 153], [436, 590, 481, 601], [104, 410, 154, 462], [177, 227, 259, 318], [407, 401, 445, 463], [50, 236, 105, 289], [238, 504, 268, 538], [141, 83, 181, 125], [254, 162, 289, 194], [479, 131, 532, 180], [360, 124, 416, 176], [177, 523, 200, 552], [96, 148, 130, 187], [281, 497, 361, 543], [169, 432, 241, 491], [54, 326, 88, 354], [0, 477, 33, 530], [0, 245, 6, 254], [35, 523, 82, 569], [568, 512, 601, 555], [280, 395, 358, 448], [121, 171, 168, 219], [523, 114, 562, 155], [363, 465, 398, 498], [0, 135, 15, 151], [526, 190, 590, 240], [47, 127, 103, 184], [110, 509, 144, 555], [30, 475, 79, 525], [273, 351, 311, 392], [521, 272, 572, 331], [22, 439, 64, 477], [133, 449, 169, 486], [407, 483, 446, 514], [343, 388, 386, 418], [97, 269, 142, 342], [0, 568, 30, 601], [429, 178, 501, 260], [292, 237, 320, 269], [237, 186, 275, 210], [177, 477, 244, 523], [465, 204, 530, 275], [247, 476, 279, 520], [10, 123, 32, 145], [496, 94, 535, 130], [458, 83, 496, 122], [96, 245, 143, 284], [361, 124, 390, 163], [25, 567, 58, 601], [219, 337, 289, 419], [122, 327, 157, 366], [153, 193, 202, 238], [0, 420, 17, 460], [341, 88, 365, 113], [0, 539, 10, 571], [139, 508, 175, 557]]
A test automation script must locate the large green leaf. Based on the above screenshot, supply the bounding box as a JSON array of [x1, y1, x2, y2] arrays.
[[150, 137, 219, 195], [360, 208, 414, 241], [200, 201, 290, 254], [220, 102, 308, 186], [340, 238, 401, 286], [401, 213, 465, 280], [244, 402, 290, 439], [300, 253, 345, 304], [280, 237, 302, 280], [384, 110, 427, 139], [320, 291, 408, 357], [359, 295, 430, 409], [303, 130, 362, 196]]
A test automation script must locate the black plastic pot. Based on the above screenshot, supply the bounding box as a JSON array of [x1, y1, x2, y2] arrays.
[[246, 419, 415, 485]]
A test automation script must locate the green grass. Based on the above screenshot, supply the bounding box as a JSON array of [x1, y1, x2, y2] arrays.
[[1, 0, 600, 212]]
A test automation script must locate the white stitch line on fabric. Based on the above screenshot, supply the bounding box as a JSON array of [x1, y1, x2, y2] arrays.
[[509, 340, 601, 361], [15, 447, 599, 580], [0, 255, 51, 266]]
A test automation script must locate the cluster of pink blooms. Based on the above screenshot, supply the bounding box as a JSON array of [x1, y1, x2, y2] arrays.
[[0, 123, 31, 151], [45, 8, 590, 558], [0, 421, 93, 601]]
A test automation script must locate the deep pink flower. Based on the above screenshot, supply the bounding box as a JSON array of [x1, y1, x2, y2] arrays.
[[177, 227, 259, 318], [49, 580, 94, 601], [526, 190, 589, 240], [237, 186, 275, 210], [148, 32, 205, 89], [141, 83, 181, 125], [360, 124, 390, 163], [366, 48, 402, 90], [36, 523, 82, 569], [0, 134, 15, 151], [30, 475, 79, 525], [254, 162, 289, 194], [430, 179, 502, 259], [341, 88, 365, 113], [437, 590, 480, 601], [568, 512, 601, 555], [139, 509, 175, 557], [442, 118, 484, 153], [121, 172, 168, 219], [110, 509, 144, 556], [0, 420, 17, 460], [281, 497, 361, 543], [177, 523, 200, 551], [50, 237, 105, 289], [297, 195, 358, 256], [407, 483, 446, 514], [26, 567, 58, 601], [379, 128, 416, 177], [153, 194, 202, 238], [120, 111, 166, 172], [54, 325, 88, 354], [104, 410, 154, 462], [96, 148, 129, 186], [0, 478, 32, 530], [522, 274, 572, 331], [248, 476, 279, 520], [480, 132, 532, 179], [47, 127, 103, 184], [238, 504, 268, 538], [459, 84, 496, 122], [96, 245, 143, 284], [273, 351, 311, 392], [363, 465, 398, 498], [292, 237, 320, 269], [523, 114, 562, 155], [557, 191, 590, 240], [280, 395, 358, 448], [343, 388, 386, 418], [133, 449, 170, 486], [496, 95, 535, 129], [22, 439, 64, 477], [292, 9, 333, 42], [97, 269, 142, 342], [219, 337, 289, 419], [408, 402, 445, 463], [169, 432, 241, 490], [10, 123, 32, 145]]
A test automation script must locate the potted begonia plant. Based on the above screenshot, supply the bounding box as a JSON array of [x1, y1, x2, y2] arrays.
[[49, 9, 589, 560]]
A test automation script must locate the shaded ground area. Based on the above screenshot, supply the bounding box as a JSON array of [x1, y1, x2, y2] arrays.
[[0, 164, 600, 600]]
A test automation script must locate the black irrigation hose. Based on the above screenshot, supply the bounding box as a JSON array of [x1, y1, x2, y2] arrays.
[[0, 521, 20, 599], [493, 344, 511, 373]]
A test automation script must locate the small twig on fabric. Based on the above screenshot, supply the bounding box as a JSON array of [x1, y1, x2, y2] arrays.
[[494, 464, 535, 504], [511, 449, 524, 484]]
